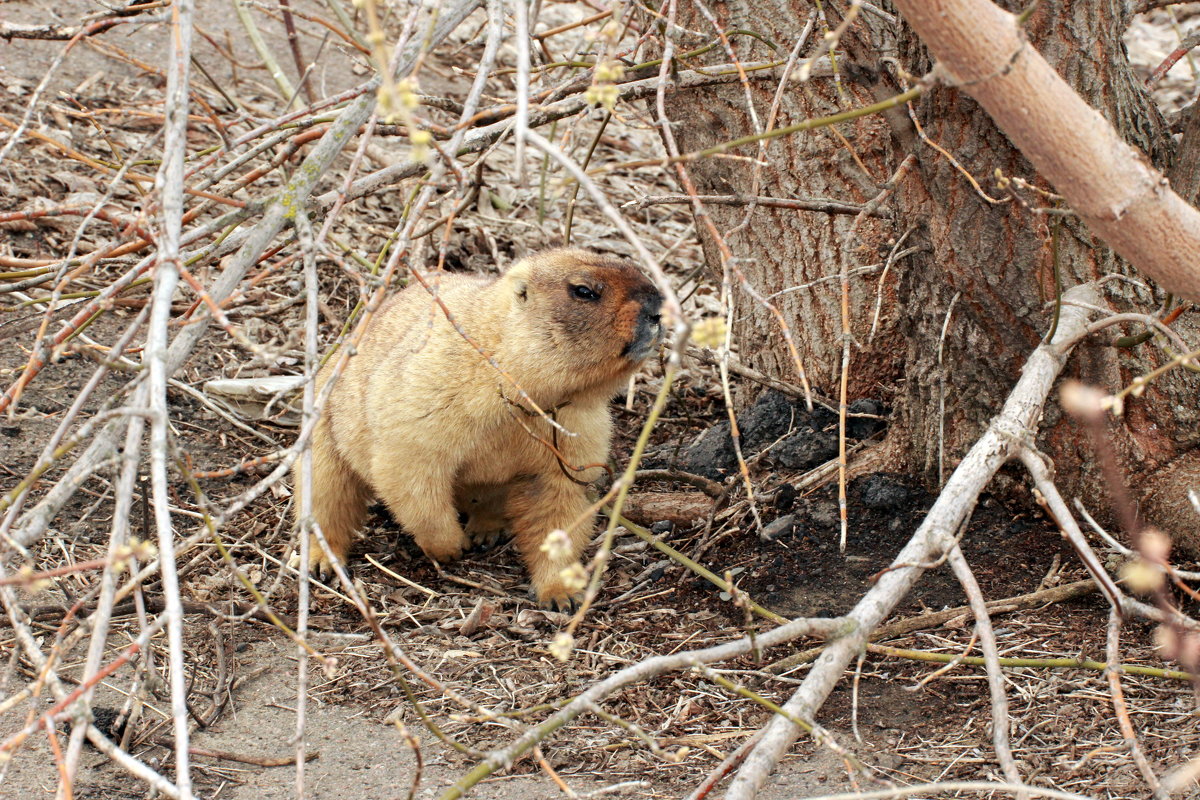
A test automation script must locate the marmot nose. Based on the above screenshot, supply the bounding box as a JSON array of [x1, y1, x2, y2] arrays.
[[622, 303, 663, 361], [641, 309, 662, 336]]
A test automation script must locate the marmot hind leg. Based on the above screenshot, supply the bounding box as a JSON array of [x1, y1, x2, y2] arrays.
[[300, 422, 372, 575], [505, 474, 595, 609], [456, 484, 510, 550]]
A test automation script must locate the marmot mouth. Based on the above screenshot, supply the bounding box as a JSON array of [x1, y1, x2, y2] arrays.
[[622, 316, 663, 362]]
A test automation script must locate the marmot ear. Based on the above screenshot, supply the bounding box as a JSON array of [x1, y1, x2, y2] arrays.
[[503, 258, 533, 304]]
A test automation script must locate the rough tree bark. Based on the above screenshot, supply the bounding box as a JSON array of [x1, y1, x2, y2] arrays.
[[658, 0, 1200, 543]]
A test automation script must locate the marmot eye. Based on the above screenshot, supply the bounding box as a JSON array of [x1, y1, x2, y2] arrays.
[[571, 284, 601, 302]]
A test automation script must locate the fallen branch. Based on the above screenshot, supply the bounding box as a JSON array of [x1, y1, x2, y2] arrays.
[[867, 642, 1195, 681], [439, 615, 845, 800], [6, 0, 482, 551], [723, 283, 1100, 800]]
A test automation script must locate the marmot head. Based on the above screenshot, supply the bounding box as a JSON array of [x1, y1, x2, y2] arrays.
[[501, 248, 663, 392]]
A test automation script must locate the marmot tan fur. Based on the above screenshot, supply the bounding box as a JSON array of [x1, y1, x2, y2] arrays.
[[296, 248, 663, 606]]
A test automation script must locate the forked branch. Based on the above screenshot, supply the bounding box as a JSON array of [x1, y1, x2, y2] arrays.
[[723, 283, 1101, 799]]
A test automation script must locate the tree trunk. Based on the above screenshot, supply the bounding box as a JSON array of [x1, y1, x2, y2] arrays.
[[657, 1, 1200, 545]]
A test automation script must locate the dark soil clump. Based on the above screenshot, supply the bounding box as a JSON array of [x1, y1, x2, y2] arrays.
[[681, 474, 1074, 621], [679, 390, 885, 479]]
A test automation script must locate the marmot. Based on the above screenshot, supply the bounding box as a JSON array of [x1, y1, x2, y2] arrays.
[[296, 248, 663, 607]]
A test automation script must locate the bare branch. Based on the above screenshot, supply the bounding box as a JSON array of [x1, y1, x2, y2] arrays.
[[145, 0, 196, 791], [946, 545, 1022, 787]]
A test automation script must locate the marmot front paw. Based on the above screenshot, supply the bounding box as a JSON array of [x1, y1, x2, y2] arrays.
[[303, 534, 346, 581], [532, 582, 581, 613], [416, 533, 468, 564]]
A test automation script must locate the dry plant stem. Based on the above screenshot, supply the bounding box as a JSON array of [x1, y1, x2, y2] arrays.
[[626, 83, 924, 172], [0, 305, 148, 536], [682, 731, 763, 800], [307, 511, 514, 751], [1074, 497, 1200, 583], [393, 719, 424, 800], [632, 469, 724, 498], [0, 568, 181, 798], [1, 610, 168, 754], [294, 209, 319, 798], [1146, 30, 1200, 87], [736, 12, 814, 235], [569, 367, 679, 631], [691, 0, 763, 138], [0, 19, 99, 165], [632, 193, 877, 217], [234, 0, 297, 106], [144, 0, 195, 793], [189, 82, 373, 184], [277, 0, 315, 105], [938, 292, 963, 487], [513, 0, 530, 182], [1105, 610, 1167, 797], [1064, 311, 1197, 356], [439, 616, 846, 800], [656, 1, 766, 533], [61, 401, 151, 784], [892, 0, 1200, 302], [687, 347, 837, 411], [31, 138, 161, 368], [6, 214, 241, 543], [869, 643, 1194, 680], [315, 58, 835, 208], [0, 199, 255, 420], [0, 15, 135, 42], [723, 283, 1100, 800], [945, 544, 1022, 787], [697, 666, 870, 776], [534, 7, 610, 39], [777, 783, 1091, 800], [615, 514, 786, 624]]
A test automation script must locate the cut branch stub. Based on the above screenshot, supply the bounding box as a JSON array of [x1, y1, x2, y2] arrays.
[[892, 0, 1200, 302]]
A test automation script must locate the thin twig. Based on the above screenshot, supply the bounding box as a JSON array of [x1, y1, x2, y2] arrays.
[[946, 545, 1022, 788], [1105, 609, 1168, 798]]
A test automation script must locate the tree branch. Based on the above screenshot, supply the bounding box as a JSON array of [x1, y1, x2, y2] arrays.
[[892, 0, 1200, 302]]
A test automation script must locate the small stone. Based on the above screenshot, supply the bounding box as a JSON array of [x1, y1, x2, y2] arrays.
[[682, 421, 736, 479], [771, 431, 838, 470], [760, 514, 796, 542]]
